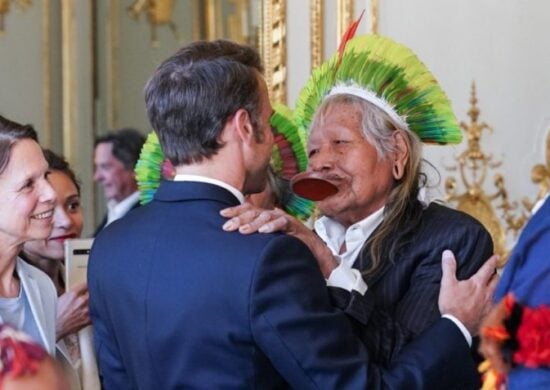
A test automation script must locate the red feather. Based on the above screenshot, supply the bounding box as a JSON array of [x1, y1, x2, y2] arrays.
[[337, 9, 365, 59]]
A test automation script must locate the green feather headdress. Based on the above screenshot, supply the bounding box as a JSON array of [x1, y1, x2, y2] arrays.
[[294, 34, 462, 145], [135, 105, 315, 220], [134, 131, 175, 205]]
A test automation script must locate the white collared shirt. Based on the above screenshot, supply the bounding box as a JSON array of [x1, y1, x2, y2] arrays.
[[173, 174, 245, 204], [315, 208, 384, 295], [106, 191, 140, 227]]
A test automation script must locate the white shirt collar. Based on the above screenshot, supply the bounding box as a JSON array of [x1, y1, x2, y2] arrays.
[[173, 174, 245, 205], [106, 191, 140, 226], [315, 207, 385, 268]]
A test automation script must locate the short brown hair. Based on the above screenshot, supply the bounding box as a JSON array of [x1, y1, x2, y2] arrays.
[[144, 40, 264, 166], [0, 115, 38, 175]]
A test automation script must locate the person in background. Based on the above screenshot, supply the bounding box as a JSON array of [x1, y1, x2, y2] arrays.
[[21, 149, 99, 390], [93, 128, 145, 235], [0, 114, 57, 354], [221, 33, 497, 382]]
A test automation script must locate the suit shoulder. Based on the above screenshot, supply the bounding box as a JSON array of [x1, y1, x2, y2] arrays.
[[424, 202, 488, 233]]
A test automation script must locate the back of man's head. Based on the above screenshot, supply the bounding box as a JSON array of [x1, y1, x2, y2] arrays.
[[95, 128, 146, 170], [144, 40, 264, 167]]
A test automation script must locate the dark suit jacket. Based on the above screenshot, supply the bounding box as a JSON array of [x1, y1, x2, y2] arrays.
[[93, 198, 140, 237], [330, 202, 493, 372], [89, 181, 480, 389]]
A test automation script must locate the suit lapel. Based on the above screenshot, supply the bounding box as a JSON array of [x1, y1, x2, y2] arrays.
[[354, 242, 394, 288]]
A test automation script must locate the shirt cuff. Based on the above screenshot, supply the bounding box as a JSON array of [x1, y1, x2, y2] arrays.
[[442, 314, 472, 347], [326, 262, 368, 295]]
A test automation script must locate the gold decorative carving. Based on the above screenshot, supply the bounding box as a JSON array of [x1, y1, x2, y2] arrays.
[[336, 0, 353, 46], [127, 0, 179, 47], [522, 130, 550, 211], [260, 0, 287, 104], [0, 0, 32, 36], [445, 82, 526, 264], [309, 0, 324, 70]]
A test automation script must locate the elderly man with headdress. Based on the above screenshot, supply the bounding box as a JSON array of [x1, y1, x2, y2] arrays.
[[221, 33, 499, 374]]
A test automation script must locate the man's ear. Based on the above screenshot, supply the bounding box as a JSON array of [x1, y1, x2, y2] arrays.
[[232, 108, 255, 144], [391, 130, 409, 180]]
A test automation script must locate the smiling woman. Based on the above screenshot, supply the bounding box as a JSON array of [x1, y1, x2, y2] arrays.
[[21, 149, 98, 390], [0, 114, 58, 356]]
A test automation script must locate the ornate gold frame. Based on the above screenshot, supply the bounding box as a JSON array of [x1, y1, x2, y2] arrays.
[[309, 0, 324, 70], [61, 0, 76, 161], [42, 0, 51, 146], [310, 0, 379, 71], [106, 0, 120, 129], [369, 0, 379, 34], [260, 0, 287, 103], [336, 0, 354, 43]]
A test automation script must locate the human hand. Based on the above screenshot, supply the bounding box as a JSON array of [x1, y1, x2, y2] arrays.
[[221, 204, 297, 235], [438, 250, 500, 336], [220, 204, 338, 277], [479, 298, 512, 375], [56, 282, 91, 340]]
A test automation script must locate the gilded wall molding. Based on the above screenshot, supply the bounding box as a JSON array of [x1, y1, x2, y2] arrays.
[[106, 0, 119, 128], [61, 0, 76, 161], [309, 0, 323, 70], [336, 0, 353, 45], [41, 0, 51, 146], [369, 0, 379, 34], [261, 0, 287, 104]]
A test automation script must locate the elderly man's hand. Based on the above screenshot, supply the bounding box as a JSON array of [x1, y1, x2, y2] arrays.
[[56, 282, 91, 341], [438, 250, 500, 336], [221, 204, 338, 277]]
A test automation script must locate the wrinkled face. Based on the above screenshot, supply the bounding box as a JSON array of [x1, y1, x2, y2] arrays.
[[23, 170, 83, 262], [93, 142, 136, 202], [307, 103, 395, 227], [0, 139, 56, 245], [242, 76, 274, 195]]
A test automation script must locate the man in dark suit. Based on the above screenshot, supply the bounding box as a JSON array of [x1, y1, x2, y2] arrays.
[[88, 40, 497, 389], [93, 128, 145, 235]]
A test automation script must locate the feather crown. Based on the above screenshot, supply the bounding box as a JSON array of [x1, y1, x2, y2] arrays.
[[294, 34, 462, 145]]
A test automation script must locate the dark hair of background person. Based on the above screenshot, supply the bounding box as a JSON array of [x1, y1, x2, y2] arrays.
[[0, 115, 39, 175], [42, 149, 81, 195], [144, 39, 264, 166], [94, 128, 146, 170]]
